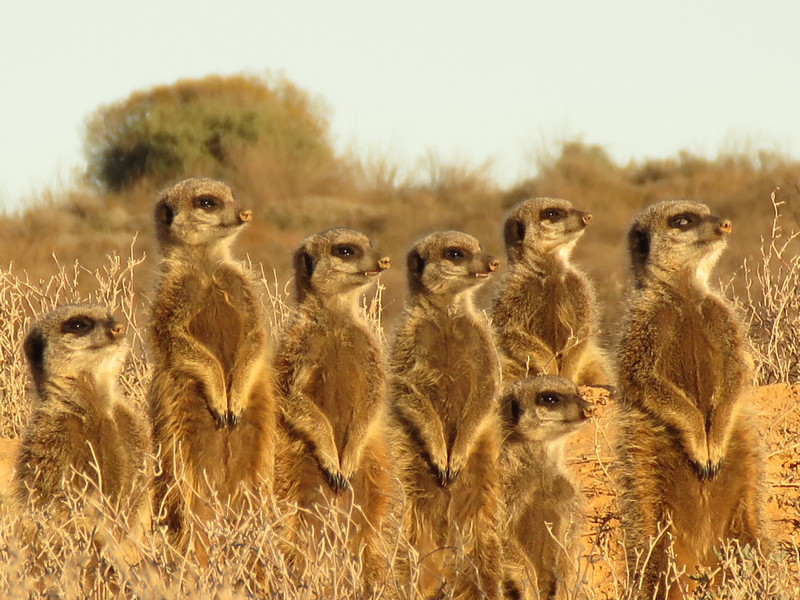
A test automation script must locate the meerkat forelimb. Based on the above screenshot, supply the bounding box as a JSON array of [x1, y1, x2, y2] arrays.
[[492, 197, 609, 386], [148, 178, 275, 553], [273, 228, 394, 591], [499, 375, 591, 600], [616, 199, 768, 599], [389, 230, 504, 600]]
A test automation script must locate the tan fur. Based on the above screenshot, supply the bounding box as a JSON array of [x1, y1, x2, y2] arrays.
[[388, 231, 503, 600], [499, 376, 590, 600], [492, 198, 609, 386], [0, 438, 20, 501], [13, 304, 149, 531], [615, 200, 768, 599], [273, 228, 395, 593], [147, 178, 275, 556]]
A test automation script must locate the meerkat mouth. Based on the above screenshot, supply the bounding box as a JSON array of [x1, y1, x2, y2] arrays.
[[363, 270, 381, 276]]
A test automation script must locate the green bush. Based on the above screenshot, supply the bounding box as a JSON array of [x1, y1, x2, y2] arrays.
[[83, 74, 340, 194]]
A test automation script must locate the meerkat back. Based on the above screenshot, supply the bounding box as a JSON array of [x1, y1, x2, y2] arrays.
[[615, 200, 767, 599], [14, 304, 149, 523], [499, 375, 591, 600], [492, 197, 609, 386], [147, 178, 275, 548], [388, 230, 504, 600]]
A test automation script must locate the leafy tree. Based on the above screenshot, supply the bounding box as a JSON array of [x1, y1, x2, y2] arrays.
[[83, 74, 338, 193]]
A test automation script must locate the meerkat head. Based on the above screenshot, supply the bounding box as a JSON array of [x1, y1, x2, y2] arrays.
[[501, 375, 592, 443], [627, 200, 732, 289], [406, 231, 500, 298], [292, 227, 391, 303], [23, 304, 129, 397], [154, 178, 252, 252], [503, 197, 593, 265]]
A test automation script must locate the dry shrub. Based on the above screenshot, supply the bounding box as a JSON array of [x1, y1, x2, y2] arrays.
[[726, 190, 800, 385]]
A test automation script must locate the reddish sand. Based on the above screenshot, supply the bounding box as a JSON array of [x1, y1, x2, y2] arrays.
[[569, 384, 800, 597]]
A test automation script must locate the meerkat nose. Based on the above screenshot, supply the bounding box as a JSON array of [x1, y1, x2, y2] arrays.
[[582, 213, 593, 226], [488, 259, 500, 272], [110, 323, 126, 338], [239, 210, 253, 223], [378, 256, 391, 270], [719, 219, 733, 234]]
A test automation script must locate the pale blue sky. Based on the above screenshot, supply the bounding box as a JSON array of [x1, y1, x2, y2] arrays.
[[2, 0, 799, 210]]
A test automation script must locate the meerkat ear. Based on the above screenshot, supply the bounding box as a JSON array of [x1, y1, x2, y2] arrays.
[[294, 248, 315, 279], [500, 392, 522, 427], [155, 199, 174, 226], [628, 224, 650, 267], [407, 249, 426, 277], [23, 330, 46, 382], [503, 218, 526, 249]]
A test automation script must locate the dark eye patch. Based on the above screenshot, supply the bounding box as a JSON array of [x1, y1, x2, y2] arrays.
[[539, 208, 566, 222], [332, 244, 358, 258], [536, 392, 561, 406], [194, 195, 220, 211], [444, 247, 466, 261], [668, 212, 699, 230], [61, 316, 95, 336]]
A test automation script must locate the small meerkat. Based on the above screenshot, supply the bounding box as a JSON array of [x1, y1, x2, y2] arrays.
[[14, 304, 149, 527], [492, 197, 609, 386], [388, 231, 503, 600], [499, 376, 591, 600], [616, 200, 767, 599], [273, 228, 393, 592], [148, 178, 275, 553]]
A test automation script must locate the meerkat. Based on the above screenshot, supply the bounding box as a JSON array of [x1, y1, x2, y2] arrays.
[[148, 178, 275, 554], [388, 230, 503, 600], [273, 227, 394, 593], [615, 200, 767, 599], [492, 197, 609, 386], [499, 375, 591, 600], [13, 304, 149, 527]]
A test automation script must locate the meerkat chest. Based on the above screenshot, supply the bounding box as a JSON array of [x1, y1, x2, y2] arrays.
[[421, 315, 496, 431], [662, 296, 736, 409], [305, 319, 379, 442], [189, 280, 244, 372]]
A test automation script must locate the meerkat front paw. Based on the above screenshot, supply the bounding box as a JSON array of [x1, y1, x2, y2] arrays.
[[429, 456, 450, 488], [444, 454, 466, 487], [225, 410, 240, 428], [322, 467, 351, 494]]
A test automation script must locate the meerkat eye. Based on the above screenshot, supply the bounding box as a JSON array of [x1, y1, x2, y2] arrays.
[[444, 247, 465, 261], [194, 195, 219, 210], [540, 208, 565, 222], [536, 392, 561, 406], [668, 213, 698, 230], [61, 316, 95, 335], [332, 244, 357, 258]]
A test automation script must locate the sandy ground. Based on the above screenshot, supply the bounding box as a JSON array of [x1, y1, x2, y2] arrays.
[[569, 383, 800, 597]]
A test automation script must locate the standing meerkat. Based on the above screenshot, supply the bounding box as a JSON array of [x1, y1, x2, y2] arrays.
[[616, 200, 767, 599], [492, 197, 609, 386], [389, 230, 503, 600], [499, 375, 591, 600], [148, 178, 275, 553], [273, 227, 394, 593], [14, 304, 149, 528]]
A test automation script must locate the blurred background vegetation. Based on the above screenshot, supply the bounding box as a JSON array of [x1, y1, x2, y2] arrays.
[[1, 73, 798, 334]]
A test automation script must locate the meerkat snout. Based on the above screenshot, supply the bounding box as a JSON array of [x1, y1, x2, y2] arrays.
[[581, 213, 593, 226], [239, 210, 253, 223], [719, 219, 732, 234], [109, 322, 126, 339]]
